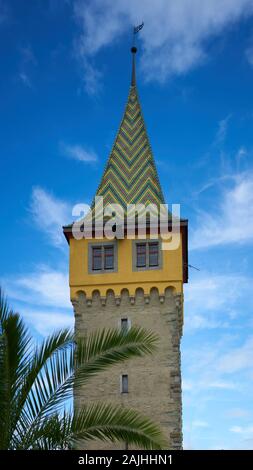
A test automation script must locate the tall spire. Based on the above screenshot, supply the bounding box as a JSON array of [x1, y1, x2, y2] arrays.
[[94, 42, 164, 213], [131, 46, 137, 87]]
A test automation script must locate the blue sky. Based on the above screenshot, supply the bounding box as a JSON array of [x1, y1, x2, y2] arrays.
[[1, 0, 253, 450]]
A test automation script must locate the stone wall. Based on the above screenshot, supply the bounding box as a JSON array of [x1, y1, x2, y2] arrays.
[[73, 287, 183, 450]]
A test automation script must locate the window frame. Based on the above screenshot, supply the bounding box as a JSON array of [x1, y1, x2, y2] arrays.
[[136, 242, 147, 268], [120, 374, 129, 394], [148, 241, 159, 267], [92, 246, 102, 271], [132, 239, 162, 271], [88, 241, 118, 274], [120, 318, 131, 333]]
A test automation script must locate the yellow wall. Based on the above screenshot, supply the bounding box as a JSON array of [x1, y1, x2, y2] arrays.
[[69, 235, 183, 299]]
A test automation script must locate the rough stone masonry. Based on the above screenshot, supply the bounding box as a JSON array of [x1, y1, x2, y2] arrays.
[[73, 287, 183, 450]]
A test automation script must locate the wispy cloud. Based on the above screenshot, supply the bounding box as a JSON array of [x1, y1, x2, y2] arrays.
[[214, 114, 232, 145], [4, 265, 70, 309], [184, 372, 241, 394], [0, 0, 9, 24], [236, 146, 248, 167], [2, 265, 73, 336], [184, 334, 253, 394], [23, 309, 73, 336], [230, 424, 253, 435], [245, 41, 253, 66], [30, 187, 72, 247], [73, 0, 253, 91], [192, 420, 209, 428], [207, 380, 238, 390], [19, 72, 32, 88], [18, 44, 37, 88], [190, 172, 253, 250], [184, 272, 252, 331], [182, 379, 194, 391], [226, 408, 250, 418], [60, 141, 98, 162], [217, 336, 253, 374], [19, 45, 37, 66]]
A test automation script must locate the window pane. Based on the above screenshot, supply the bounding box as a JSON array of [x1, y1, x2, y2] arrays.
[[149, 242, 159, 267], [104, 245, 114, 269], [121, 318, 128, 332], [136, 243, 146, 267], [121, 374, 128, 393], [92, 247, 102, 270]]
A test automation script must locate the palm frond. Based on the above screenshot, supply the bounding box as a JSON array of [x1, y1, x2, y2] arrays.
[[14, 329, 73, 430], [0, 289, 165, 451], [0, 290, 32, 449], [19, 403, 167, 450], [0, 288, 10, 330], [22, 328, 73, 404], [69, 403, 167, 450], [74, 326, 158, 386], [20, 327, 158, 427]]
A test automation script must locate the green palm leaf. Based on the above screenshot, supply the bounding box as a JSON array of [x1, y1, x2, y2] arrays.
[[70, 403, 167, 450], [74, 326, 158, 384], [0, 288, 167, 450]]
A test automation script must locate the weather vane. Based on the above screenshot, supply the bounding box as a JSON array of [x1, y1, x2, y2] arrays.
[[130, 22, 144, 86], [132, 21, 144, 49]]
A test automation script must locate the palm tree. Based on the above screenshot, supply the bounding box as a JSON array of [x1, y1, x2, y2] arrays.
[[0, 289, 166, 450]]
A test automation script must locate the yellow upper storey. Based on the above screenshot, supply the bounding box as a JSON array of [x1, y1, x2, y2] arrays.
[[65, 49, 188, 300], [69, 234, 184, 300]]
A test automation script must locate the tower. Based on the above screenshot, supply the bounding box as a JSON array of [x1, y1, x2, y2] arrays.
[[63, 47, 188, 450]]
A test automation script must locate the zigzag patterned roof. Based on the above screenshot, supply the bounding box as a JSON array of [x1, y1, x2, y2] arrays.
[[95, 53, 165, 212]]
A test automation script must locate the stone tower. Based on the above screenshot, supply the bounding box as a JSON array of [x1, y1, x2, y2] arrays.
[[63, 47, 188, 450]]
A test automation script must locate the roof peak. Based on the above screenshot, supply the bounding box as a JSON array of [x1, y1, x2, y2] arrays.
[[94, 63, 165, 211]]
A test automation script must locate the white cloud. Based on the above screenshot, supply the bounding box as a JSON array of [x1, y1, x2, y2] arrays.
[[191, 172, 253, 250], [230, 424, 253, 434], [18, 44, 37, 89], [182, 379, 193, 391], [226, 408, 250, 418], [192, 420, 209, 428], [2, 265, 73, 336], [185, 274, 244, 311], [19, 45, 37, 66], [74, 0, 253, 90], [236, 146, 248, 160], [214, 114, 232, 145], [183, 376, 239, 393], [245, 43, 253, 66], [207, 380, 237, 390], [19, 72, 32, 88], [4, 265, 70, 310], [217, 336, 253, 374], [183, 335, 253, 401], [184, 314, 228, 331], [23, 309, 73, 336], [184, 273, 252, 331], [60, 142, 98, 162], [30, 187, 71, 247]]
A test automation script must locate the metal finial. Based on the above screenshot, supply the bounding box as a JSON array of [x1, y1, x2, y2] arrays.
[[130, 22, 143, 87], [131, 46, 137, 86]]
